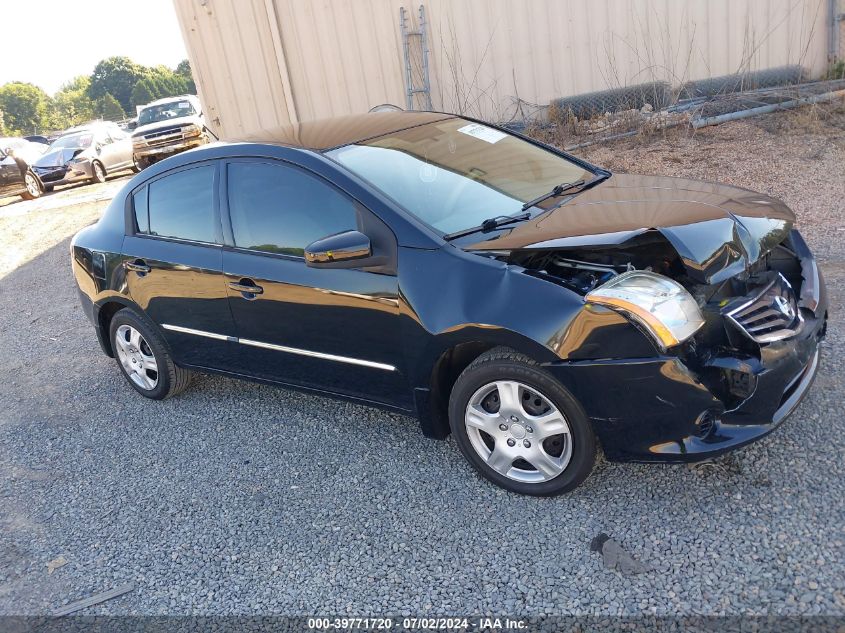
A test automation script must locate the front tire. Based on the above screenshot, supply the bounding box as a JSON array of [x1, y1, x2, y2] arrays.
[[20, 171, 42, 200], [109, 308, 193, 400], [449, 348, 596, 496], [91, 160, 106, 184]]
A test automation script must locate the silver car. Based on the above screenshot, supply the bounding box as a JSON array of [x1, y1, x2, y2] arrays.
[[32, 122, 137, 191]]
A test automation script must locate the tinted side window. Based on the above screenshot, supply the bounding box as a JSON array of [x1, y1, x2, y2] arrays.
[[148, 165, 216, 243], [133, 186, 149, 233], [227, 162, 357, 257]]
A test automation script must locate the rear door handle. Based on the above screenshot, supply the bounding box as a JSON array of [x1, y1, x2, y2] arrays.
[[228, 279, 264, 296], [125, 259, 151, 274]]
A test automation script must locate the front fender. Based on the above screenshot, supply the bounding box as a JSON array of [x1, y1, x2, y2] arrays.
[[399, 244, 657, 389]]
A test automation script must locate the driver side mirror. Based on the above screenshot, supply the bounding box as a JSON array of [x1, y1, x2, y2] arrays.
[[127, 120, 138, 131], [304, 230, 371, 267]]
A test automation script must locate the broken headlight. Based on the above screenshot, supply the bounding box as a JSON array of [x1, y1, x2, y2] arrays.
[[585, 271, 705, 350]]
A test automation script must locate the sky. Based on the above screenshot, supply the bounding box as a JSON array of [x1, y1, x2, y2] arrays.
[[0, 0, 188, 95]]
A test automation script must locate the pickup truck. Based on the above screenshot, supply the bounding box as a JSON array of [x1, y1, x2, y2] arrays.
[[130, 95, 210, 169]]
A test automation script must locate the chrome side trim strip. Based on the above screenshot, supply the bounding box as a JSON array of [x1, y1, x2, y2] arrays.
[[161, 324, 235, 342], [160, 324, 396, 372], [239, 338, 396, 371]]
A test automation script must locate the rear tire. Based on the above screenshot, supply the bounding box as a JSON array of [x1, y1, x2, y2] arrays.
[[109, 308, 193, 400], [91, 160, 106, 184], [448, 347, 596, 496], [20, 171, 42, 200]]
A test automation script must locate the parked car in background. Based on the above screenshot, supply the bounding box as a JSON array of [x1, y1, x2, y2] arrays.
[[32, 122, 137, 191], [0, 137, 48, 201], [23, 135, 51, 146], [70, 112, 826, 496], [130, 95, 210, 169]]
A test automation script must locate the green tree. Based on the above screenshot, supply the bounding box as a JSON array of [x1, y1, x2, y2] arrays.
[[176, 59, 197, 94], [0, 108, 6, 135], [0, 82, 50, 135], [131, 79, 156, 110], [95, 93, 126, 121], [130, 65, 193, 109], [88, 56, 146, 115], [49, 75, 95, 130]]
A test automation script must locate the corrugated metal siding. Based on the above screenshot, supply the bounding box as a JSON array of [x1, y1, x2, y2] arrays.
[[173, 0, 830, 137], [172, 0, 297, 134]]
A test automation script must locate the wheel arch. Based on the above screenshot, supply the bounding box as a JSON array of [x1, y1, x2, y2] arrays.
[[413, 329, 558, 439], [94, 297, 146, 357]]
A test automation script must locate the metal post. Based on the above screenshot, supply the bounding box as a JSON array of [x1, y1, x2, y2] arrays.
[[400, 7, 415, 110], [418, 5, 433, 110], [400, 4, 432, 111], [831, 0, 844, 63]]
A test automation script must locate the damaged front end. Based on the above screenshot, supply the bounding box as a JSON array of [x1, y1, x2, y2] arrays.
[[501, 228, 827, 462]]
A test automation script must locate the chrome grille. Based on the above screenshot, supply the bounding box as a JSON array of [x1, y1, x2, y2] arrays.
[[135, 126, 190, 148], [724, 273, 802, 343], [143, 125, 182, 140]]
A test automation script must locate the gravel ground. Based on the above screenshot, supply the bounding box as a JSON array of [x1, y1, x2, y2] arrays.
[[1, 108, 844, 618]]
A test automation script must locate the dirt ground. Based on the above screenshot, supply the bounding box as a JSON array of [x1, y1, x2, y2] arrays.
[[538, 103, 845, 262], [0, 177, 132, 279]]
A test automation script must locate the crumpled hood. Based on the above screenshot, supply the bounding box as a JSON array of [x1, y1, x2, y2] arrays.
[[132, 115, 203, 138], [467, 173, 795, 284], [34, 147, 85, 168]]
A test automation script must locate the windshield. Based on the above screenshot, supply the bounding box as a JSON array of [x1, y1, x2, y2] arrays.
[[51, 133, 93, 150], [138, 100, 196, 125], [326, 118, 593, 234]]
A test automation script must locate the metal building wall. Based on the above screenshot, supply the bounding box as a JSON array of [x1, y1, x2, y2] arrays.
[[173, 0, 831, 137]]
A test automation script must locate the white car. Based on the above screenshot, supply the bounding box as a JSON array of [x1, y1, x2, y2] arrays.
[[130, 95, 210, 169]]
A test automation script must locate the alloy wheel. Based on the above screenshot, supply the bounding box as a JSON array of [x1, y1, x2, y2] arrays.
[[114, 324, 159, 390], [94, 163, 105, 182], [464, 380, 572, 483], [24, 173, 40, 197]]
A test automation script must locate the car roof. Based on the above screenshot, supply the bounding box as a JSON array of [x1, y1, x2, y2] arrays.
[[141, 95, 199, 108], [229, 111, 456, 151], [61, 121, 118, 135]]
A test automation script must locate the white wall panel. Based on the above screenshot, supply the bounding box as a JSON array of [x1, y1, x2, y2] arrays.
[[173, 0, 830, 137]]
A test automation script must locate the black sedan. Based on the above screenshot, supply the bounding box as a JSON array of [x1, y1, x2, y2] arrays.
[[0, 137, 46, 201], [70, 112, 827, 495]]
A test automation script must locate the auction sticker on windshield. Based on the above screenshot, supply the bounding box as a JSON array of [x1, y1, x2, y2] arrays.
[[457, 123, 508, 144]]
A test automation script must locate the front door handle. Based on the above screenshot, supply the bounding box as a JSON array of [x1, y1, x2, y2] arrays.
[[125, 259, 151, 274], [228, 279, 264, 296]]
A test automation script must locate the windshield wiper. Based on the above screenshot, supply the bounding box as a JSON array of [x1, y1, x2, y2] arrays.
[[443, 211, 531, 241], [520, 179, 586, 211], [442, 172, 611, 241]]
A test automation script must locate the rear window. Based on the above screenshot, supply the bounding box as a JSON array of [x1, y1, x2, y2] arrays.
[[140, 165, 216, 243]]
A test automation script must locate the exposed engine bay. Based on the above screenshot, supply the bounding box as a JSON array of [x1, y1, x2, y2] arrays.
[[508, 232, 684, 295], [509, 231, 804, 308], [500, 230, 821, 413]]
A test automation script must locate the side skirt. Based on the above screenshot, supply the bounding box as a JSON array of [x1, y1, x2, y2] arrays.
[[177, 362, 418, 418]]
